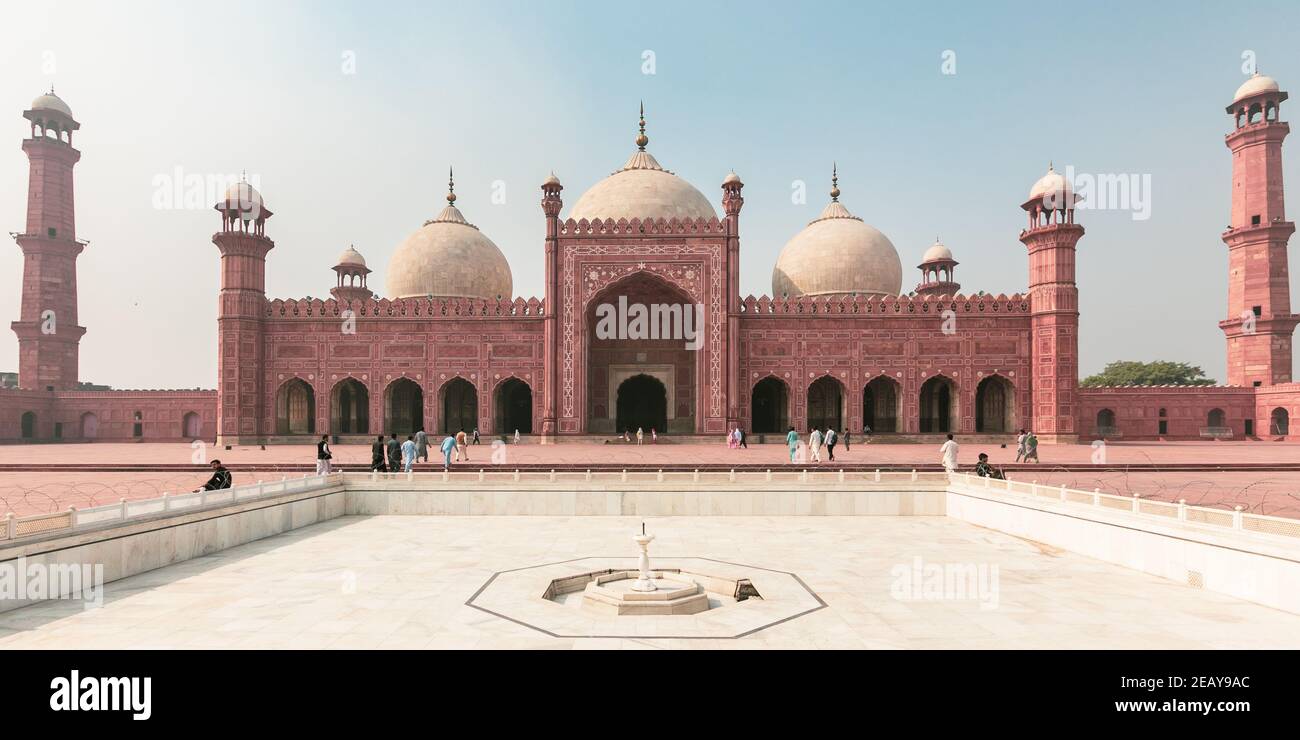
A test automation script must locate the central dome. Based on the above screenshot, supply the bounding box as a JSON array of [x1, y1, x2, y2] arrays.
[[772, 170, 902, 298], [568, 107, 717, 222], [386, 171, 513, 300]]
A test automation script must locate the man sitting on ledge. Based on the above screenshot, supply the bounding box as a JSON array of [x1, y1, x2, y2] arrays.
[[973, 453, 1005, 480], [195, 460, 232, 491]]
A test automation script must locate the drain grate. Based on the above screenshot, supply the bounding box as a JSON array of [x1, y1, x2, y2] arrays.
[[1187, 570, 1204, 589]]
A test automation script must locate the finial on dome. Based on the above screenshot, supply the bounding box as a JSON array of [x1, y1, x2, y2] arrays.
[[830, 162, 840, 202], [446, 166, 457, 204], [636, 101, 649, 151]]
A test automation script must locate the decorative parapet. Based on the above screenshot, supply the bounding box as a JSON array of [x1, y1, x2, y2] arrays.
[[266, 296, 545, 319], [738, 292, 1029, 316], [557, 216, 727, 238]]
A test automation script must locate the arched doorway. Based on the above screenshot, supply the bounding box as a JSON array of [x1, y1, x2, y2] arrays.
[[1207, 408, 1226, 428], [20, 411, 36, 439], [807, 376, 843, 432], [332, 378, 370, 434], [182, 411, 202, 439], [1096, 408, 1116, 433], [80, 412, 98, 439], [275, 379, 315, 435], [495, 378, 533, 435], [975, 375, 1015, 433], [585, 272, 698, 434], [440, 378, 477, 434], [919, 375, 957, 433], [385, 378, 424, 435], [751, 376, 789, 433], [1271, 407, 1290, 436], [616, 374, 667, 435], [863, 376, 900, 433]]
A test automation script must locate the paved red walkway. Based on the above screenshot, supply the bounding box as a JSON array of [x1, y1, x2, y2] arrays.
[[2, 441, 1298, 518]]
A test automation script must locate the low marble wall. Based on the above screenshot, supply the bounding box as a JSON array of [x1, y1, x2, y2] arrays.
[[345, 484, 946, 517], [946, 483, 1300, 615], [0, 486, 346, 613]]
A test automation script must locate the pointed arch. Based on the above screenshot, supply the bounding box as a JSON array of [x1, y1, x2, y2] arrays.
[[807, 374, 845, 432], [330, 376, 371, 434], [919, 374, 958, 433], [863, 374, 901, 433], [275, 377, 316, 435], [750, 374, 789, 433]]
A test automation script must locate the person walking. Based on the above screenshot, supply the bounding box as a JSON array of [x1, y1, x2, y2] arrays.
[[371, 435, 387, 472], [1014, 429, 1027, 463], [939, 433, 959, 473], [386, 434, 401, 473], [863, 423, 872, 444], [455, 429, 469, 461], [415, 429, 428, 463], [651, 428, 657, 444], [738, 427, 747, 449], [636, 427, 644, 445], [824, 427, 838, 461], [842, 428, 850, 452], [1024, 431, 1040, 463], [194, 459, 232, 491], [473, 428, 481, 445], [809, 427, 823, 463], [316, 434, 332, 476], [514, 429, 521, 445], [785, 426, 799, 463], [401, 435, 416, 473], [439, 434, 456, 470]]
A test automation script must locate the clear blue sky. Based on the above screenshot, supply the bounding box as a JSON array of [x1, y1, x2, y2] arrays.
[[1, 0, 1297, 388]]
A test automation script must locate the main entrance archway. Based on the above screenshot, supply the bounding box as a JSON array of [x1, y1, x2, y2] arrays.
[[440, 378, 477, 434], [807, 376, 843, 432], [919, 375, 957, 433], [495, 378, 533, 435], [751, 376, 789, 433], [585, 272, 697, 434], [616, 374, 667, 435]]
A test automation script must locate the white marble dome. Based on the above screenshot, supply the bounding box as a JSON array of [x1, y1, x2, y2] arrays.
[[1234, 73, 1281, 102], [30, 91, 72, 117], [336, 245, 366, 267], [221, 180, 263, 210], [569, 150, 716, 222], [772, 192, 902, 298], [1028, 165, 1072, 201], [921, 239, 953, 263], [386, 201, 513, 300]]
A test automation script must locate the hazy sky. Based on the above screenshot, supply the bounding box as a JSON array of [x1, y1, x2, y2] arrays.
[[1, 0, 1297, 389]]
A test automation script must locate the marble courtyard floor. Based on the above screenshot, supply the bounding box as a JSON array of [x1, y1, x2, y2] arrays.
[[2, 516, 1297, 650]]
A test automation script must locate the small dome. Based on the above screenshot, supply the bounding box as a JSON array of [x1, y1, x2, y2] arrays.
[[921, 239, 953, 263], [772, 187, 902, 298], [385, 201, 513, 300], [723, 171, 742, 185], [221, 180, 263, 210], [1234, 73, 1280, 102], [30, 91, 72, 118], [336, 245, 366, 268], [1028, 164, 1072, 201], [568, 107, 716, 222], [543, 172, 561, 187]]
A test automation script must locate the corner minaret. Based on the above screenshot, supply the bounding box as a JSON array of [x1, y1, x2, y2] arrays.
[[11, 89, 86, 391], [1220, 72, 1297, 387], [540, 170, 563, 436], [1020, 164, 1084, 443], [330, 245, 372, 302], [213, 177, 274, 444]]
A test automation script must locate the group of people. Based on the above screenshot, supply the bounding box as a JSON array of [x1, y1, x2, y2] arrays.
[[727, 427, 747, 448], [941, 428, 1041, 479], [620, 427, 656, 444], [782, 425, 850, 462]]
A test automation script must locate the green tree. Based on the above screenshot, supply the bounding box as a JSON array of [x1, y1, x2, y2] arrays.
[[1080, 361, 1216, 387]]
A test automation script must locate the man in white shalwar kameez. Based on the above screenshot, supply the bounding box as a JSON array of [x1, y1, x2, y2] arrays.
[[939, 434, 959, 472], [809, 427, 823, 463]]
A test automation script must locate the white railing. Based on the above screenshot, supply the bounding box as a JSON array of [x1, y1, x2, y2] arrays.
[[950, 472, 1300, 540], [350, 468, 950, 486], [1, 473, 340, 543]]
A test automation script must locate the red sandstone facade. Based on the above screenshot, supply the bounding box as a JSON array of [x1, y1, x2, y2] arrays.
[[4, 79, 1300, 445]]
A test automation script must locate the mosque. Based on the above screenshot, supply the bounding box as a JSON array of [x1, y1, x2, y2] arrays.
[[2, 76, 1299, 444]]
